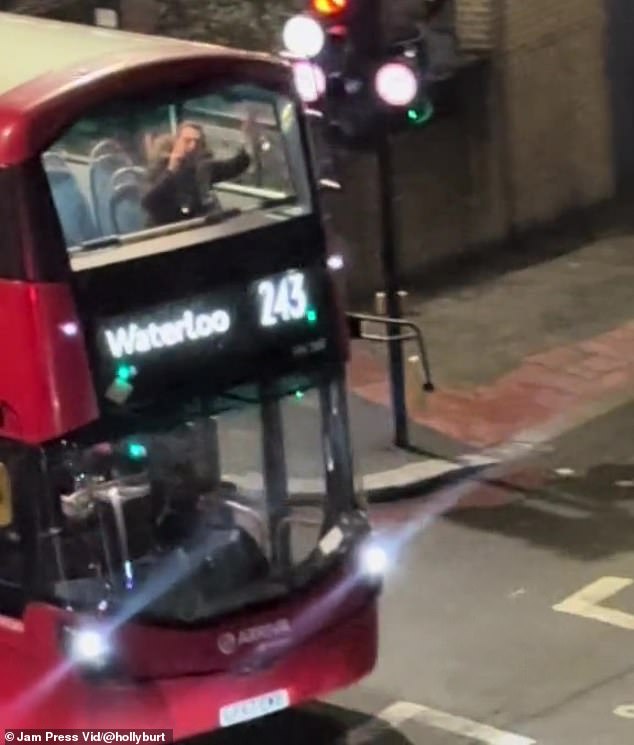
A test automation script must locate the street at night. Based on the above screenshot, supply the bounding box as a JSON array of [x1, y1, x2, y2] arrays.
[[201, 400, 634, 744], [1, 2, 634, 743]]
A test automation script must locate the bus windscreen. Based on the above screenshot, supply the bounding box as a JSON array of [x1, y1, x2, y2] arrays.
[[41, 83, 312, 258]]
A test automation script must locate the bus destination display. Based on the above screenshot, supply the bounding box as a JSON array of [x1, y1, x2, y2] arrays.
[[94, 268, 332, 405]]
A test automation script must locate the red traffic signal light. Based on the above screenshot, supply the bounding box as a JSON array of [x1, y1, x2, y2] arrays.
[[311, 0, 348, 16]]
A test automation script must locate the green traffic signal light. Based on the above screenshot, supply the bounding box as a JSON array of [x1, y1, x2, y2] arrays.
[[407, 99, 434, 126], [127, 442, 147, 459]]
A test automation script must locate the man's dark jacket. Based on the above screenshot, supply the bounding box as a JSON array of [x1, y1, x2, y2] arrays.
[[142, 148, 250, 226]]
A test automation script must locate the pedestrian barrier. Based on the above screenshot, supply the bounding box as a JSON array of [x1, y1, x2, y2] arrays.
[[346, 311, 436, 439]]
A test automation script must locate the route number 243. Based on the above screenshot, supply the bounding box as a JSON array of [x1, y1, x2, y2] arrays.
[[257, 272, 308, 327]]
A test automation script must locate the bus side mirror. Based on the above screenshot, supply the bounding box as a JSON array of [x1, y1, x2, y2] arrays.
[[319, 178, 343, 192], [305, 108, 343, 194]]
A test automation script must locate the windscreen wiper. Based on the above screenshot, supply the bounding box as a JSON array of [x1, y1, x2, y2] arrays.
[[259, 195, 297, 208], [79, 234, 123, 250], [204, 207, 242, 225]]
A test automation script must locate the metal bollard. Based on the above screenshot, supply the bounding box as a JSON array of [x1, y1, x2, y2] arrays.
[[374, 291, 386, 316], [373, 290, 408, 316], [369, 291, 409, 335]]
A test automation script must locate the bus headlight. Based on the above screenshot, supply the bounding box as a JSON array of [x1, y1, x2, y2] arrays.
[[62, 625, 113, 670], [359, 542, 389, 578]]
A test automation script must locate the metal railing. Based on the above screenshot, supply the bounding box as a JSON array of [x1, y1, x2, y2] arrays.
[[346, 312, 435, 393]]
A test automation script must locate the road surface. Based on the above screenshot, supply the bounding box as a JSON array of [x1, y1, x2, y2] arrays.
[[203, 400, 634, 744]]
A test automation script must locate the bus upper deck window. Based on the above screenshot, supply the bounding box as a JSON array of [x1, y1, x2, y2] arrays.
[[41, 84, 313, 259]]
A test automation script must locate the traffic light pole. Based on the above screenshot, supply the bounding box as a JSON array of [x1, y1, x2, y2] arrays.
[[371, 0, 409, 449], [375, 124, 409, 449], [292, 0, 412, 448]]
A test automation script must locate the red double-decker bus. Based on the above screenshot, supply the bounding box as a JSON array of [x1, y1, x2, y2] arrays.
[[0, 12, 385, 736]]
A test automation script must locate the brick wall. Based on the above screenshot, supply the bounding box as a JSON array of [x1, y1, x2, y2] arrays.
[[324, 96, 507, 297], [455, 0, 495, 52], [120, 0, 158, 33], [331, 0, 616, 298], [502, 0, 614, 227]]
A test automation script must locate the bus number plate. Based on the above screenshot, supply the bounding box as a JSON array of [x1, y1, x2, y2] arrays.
[[219, 689, 290, 727]]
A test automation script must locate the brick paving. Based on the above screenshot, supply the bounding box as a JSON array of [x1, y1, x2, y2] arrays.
[[348, 321, 634, 449], [345, 233, 634, 452]]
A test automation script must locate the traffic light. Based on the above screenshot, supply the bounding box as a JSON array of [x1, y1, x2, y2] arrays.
[[282, 0, 358, 65], [312, 0, 348, 16], [282, 0, 434, 147], [406, 98, 435, 127]]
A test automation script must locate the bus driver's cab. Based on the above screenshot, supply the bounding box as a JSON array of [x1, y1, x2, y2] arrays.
[[0, 12, 381, 736]]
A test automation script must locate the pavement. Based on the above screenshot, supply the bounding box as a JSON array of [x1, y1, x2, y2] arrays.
[[203, 395, 634, 745], [219, 389, 494, 502], [341, 230, 634, 499]]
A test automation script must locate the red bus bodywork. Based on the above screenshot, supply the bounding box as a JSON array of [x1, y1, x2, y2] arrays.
[[0, 12, 378, 735], [0, 577, 377, 736]]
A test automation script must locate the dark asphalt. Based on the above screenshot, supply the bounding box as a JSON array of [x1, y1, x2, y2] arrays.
[[203, 399, 634, 744]]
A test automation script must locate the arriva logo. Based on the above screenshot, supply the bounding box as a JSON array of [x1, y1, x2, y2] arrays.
[[103, 309, 231, 358], [217, 619, 292, 655]]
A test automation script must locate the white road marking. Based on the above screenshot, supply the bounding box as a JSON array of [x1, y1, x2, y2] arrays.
[[345, 701, 536, 744], [614, 704, 634, 719], [553, 577, 634, 630]]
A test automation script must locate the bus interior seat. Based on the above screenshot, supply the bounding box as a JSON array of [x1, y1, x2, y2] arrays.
[[112, 164, 147, 186], [42, 151, 68, 171], [42, 156, 98, 248], [89, 139, 124, 161], [109, 166, 147, 234], [90, 152, 133, 235]]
